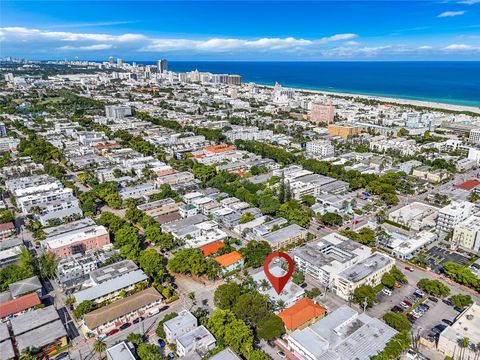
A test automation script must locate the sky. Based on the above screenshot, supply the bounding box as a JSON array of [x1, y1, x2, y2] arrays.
[[1, 1, 480, 61]]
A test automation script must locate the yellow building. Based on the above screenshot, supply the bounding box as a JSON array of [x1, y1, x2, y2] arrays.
[[328, 124, 361, 139]]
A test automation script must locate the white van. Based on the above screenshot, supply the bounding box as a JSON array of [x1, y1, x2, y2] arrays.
[[148, 308, 160, 317], [382, 288, 393, 296]]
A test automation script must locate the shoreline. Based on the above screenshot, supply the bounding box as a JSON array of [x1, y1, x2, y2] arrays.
[[257, 83, 480, 115]]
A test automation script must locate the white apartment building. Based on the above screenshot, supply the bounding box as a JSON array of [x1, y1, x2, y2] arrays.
[[163, 310, 197, 344], [224, 126, 274, 142], [305, 140, 335, 158], [437, 201, 474, 233], [334, 253, 395, 300], [452, 212, 480, 253], [293, 233, 371, 288], [105, 105, 132, 119], [468, 128, 480, 144], [17, 188, 75, 213]]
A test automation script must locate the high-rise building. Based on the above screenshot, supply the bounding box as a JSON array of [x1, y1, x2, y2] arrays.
[[0, 122, 6, 137], [310, 99, 335, 124], [117, 58, 123, 66], [108, 56, 114, 64], [157, 59, 168, 73]]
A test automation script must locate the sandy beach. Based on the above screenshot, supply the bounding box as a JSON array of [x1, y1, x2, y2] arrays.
[[259, 84, 480, 115]]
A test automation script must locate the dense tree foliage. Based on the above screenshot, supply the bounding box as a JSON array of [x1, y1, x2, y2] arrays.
[[450, 294, 473, 310], [240, 241, 272, 268], [353, 285, 377, 308], [417, 279, 451, 297], [443, 262, 480, 291], [208, 309, 254, 355], [340, 227, 376, 246], [371, 331, 411, 360], [383, 312, 412, 331]]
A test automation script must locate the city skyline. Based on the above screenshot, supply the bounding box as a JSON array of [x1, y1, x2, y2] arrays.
[[1, 0, 480, 61]]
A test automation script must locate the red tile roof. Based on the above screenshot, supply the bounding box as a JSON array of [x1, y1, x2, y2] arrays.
[[278, 298, 326, 331], [0, 222, 15, 232], [214, 251, 243, 268], [200, 241, 225, 257], [0, 292, 41, 318], [457, 180, 480, 191]]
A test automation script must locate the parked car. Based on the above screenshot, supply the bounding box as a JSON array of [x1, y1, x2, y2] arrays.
[[391, 305, 403, 313], [277, 351, 286, 359], [414, 290, 424, 298], [404, 300, 413, 307], [418, 305, 429, 312], [394, 282, 402, 289], [107, 329, 119, 336], [442, 319, 453, 326], [382, 288, 393, 296], [133, 317, 144, 324], [432, 324, 447, 334], [428, 296, 438, 303], [158, 340, 166, 348], [97, 334, 107, 341], [443, 299, 453, 306], [405, 266, 414, 272], [454, 306, 463, 312], [119, 323, 131, 330], [400, 302, 410, 309]]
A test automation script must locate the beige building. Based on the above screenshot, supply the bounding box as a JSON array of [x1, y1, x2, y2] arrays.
[[137, 198, 179, 218], [327, 124, 361, 139], [412, 166, 449, 183], [334, 253, 395, 301], [452, 213, 480, 253], [437, 303, 480, 359]]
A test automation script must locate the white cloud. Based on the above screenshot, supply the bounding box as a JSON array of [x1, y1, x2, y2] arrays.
[[457, 0, 480, 4], [418, 45, 433, 50], [344, 41, 360, 46], [141, 34, 357, 52], [437, 11, 466, 17], [0, 27, 145, 42], [317, 33, 358, 43], [0, 27, 359, 54], [58, 44, 113, 51], [442, 43, 478, 50]]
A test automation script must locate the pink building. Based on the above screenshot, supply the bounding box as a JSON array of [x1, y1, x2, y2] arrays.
[[310, 99, 335, 124], [42, 225, 110, 258]]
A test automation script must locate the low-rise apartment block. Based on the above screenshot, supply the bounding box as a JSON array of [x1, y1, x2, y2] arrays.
[[83, 288, 162, 335], [293, 232, 371, 287], [334, 253, 395, 300], [437, 201, 474, 233], [41, 225, 110, 258]]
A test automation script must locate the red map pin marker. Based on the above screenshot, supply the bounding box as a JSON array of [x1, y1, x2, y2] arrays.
[[263, 251, 295, 295]]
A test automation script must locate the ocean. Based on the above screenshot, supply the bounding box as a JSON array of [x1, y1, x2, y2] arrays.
[[139, 61, 480, 107]]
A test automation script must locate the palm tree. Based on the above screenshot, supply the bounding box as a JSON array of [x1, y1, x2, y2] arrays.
[[127, 333, 144, 347], [259, 279, 271, 291], [276, 300, 286, 312], [93, 339, 107, 360], [460, 337, 470, 360], [19, 348, 35, 360]]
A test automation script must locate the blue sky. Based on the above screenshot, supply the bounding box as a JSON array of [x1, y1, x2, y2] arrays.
[[1, 1, 480, 61]]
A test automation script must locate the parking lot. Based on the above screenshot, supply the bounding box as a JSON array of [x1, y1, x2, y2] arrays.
[[367, 280, 460, 339], [424, 246, 470, 272]]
